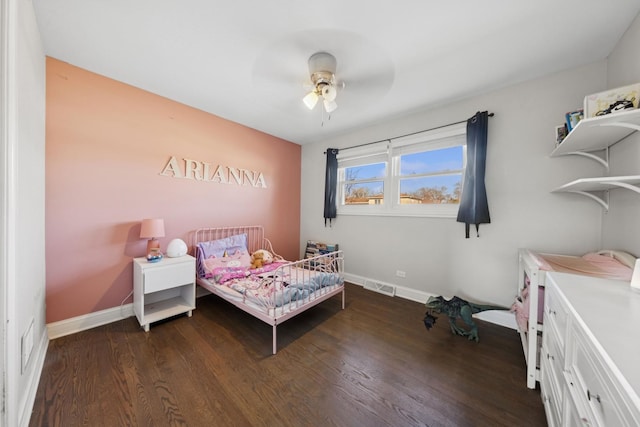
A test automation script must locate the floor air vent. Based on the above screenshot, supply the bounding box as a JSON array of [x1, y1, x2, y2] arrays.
[[364, 280, 396, 297]]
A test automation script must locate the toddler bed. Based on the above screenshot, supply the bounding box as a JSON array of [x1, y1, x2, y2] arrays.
[[192, 226, 345, 354], [515, 248, 635, 389]]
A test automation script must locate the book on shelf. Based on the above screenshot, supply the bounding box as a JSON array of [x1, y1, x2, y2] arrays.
[[564, 109, 584, 132], [304, 240, 339, 258]]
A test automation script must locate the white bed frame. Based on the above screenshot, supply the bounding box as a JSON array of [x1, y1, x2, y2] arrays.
[[191, 226, 345, 355], [517, 247, 635, 389], [517, 248, 546, 389]]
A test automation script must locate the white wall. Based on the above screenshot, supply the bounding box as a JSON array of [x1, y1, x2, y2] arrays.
[[301, 62, 609, 307], [601, 12, 640, 255], [1, 0, 47, 426]]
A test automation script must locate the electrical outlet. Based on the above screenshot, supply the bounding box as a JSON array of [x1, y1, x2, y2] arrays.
[[396, 270, 406, 278]]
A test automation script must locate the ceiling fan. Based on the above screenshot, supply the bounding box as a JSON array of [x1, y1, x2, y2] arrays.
[[302, 52, 343, 113], [250, 30, 395, 124]]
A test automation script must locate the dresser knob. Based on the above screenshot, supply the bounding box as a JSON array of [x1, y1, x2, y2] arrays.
[[587, 389, 601, 403]]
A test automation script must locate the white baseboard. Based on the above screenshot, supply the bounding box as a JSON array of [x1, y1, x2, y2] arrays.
[[345, 272, 439, 303], [46, 273, 515, 341], [19, 328, 49, 427], [344, 272, 516, 330], [474, 310, 517, 329], [47, 303, 135, 340]]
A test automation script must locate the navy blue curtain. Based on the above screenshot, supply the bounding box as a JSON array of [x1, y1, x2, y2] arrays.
[[324, 149, 339, 226], [456, 111, 490, 238]]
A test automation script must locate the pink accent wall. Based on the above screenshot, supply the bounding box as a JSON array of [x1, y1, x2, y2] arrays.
[[45, 58, 301, 323]]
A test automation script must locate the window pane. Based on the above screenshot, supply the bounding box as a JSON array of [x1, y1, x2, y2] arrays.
[[345, 162, 386, 182], [399, 146, 463, 176], [399, 175, 461, 204], [344, 182, 384, 205]]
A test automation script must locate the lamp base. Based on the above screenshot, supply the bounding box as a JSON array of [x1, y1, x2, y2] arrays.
[[146, 238, 160, 256]]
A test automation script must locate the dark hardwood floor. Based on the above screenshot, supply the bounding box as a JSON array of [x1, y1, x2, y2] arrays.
[[30, 283, 546, 427]]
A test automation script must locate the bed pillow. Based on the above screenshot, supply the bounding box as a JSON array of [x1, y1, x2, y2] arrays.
[[202, 248, 252, 278], [595, 249, 637, 269], [196, 234, 248, 277]]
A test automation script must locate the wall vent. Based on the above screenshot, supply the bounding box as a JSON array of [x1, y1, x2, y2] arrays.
[[364, 280, 396, 297]]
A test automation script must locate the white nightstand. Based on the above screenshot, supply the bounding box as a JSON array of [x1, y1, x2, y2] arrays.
[[133, 255, 196, 331]]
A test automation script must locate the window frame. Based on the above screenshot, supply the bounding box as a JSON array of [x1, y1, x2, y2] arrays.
[[337, 123, 466, 218]]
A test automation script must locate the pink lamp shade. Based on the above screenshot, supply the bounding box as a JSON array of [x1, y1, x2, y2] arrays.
[[140, 218, 165, 254]]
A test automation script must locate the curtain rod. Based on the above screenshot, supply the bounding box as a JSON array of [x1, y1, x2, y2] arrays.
[[324, 112, 494, 154]]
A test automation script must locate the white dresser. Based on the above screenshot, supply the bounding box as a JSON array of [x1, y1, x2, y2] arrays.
[[541, 272, 640, 426]]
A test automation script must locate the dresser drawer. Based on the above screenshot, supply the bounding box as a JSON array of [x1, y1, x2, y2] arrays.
[[541, 352, 562, 427], [541, 322, 565, 402], [544, 282, 569, 353], [144, 261, 195, 294], [569, 323, 637, 427]]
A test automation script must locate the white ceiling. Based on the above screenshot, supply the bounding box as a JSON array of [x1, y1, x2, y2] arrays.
[[33, 0, 640, 145]]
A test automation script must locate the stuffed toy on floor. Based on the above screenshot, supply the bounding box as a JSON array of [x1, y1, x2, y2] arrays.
[[423, 295, 505, 342]]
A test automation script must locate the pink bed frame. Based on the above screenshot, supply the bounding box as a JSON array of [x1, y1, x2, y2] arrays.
[[191, 226, 345, 354]]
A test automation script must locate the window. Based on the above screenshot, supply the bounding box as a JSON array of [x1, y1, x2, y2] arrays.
[[337, 123, 466, 217]]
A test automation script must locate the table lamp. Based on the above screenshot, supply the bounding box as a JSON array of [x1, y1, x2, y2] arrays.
[[140, 218, 165, 255]]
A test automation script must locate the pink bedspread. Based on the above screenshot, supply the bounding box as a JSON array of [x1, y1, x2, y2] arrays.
[[536, 253, 632, 281], [210, 261, 289, 284], [512, 252, 632, 332]]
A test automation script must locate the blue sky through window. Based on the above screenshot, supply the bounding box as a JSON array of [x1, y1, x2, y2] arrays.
[[345, 146, 463, 195], [400, 147, 462, 175]]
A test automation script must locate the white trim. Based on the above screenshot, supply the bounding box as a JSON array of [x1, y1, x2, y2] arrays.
[[344, 272, 515, 330], [474, 310, 517, 330], [345, 272, 439, 303], [47, 304, 135, 340], [391, 122, 466, 147], [336, 141, 389, 161], [337, 205, 458, 219], [18, 331, 47, 427], [0, 0, 8, 420], [1, 0, 17, 425], [45, 274, 514, 343]]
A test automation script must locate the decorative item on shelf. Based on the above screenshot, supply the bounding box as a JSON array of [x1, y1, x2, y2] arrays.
[[140, 218, 165, 256], [146, 248, 163, 263], [564, 109, 583, 132], [555, 123, 568, 146], [583, 83, 640, 118], [166, 238, 188, 258]]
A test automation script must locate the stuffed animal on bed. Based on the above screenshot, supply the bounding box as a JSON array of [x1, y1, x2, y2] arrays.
[[250, 249, 273, 269]]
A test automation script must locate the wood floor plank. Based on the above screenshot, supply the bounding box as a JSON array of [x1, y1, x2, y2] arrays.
[[30, 283, 546, 427]]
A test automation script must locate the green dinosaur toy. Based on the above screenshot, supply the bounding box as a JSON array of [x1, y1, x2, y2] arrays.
[[424, 295, 505, 342]]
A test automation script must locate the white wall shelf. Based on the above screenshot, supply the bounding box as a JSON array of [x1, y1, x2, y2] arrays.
[[552, 175, 640, 210], [550, 107, 640, 209], [551, 108, 640, 170]]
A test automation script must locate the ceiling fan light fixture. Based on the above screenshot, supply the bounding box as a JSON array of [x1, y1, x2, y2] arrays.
[[303, 51, 341, 114], [323, 99, 337, 113], [303, 91, 319, 110], [308, 52, 337, 75], [321, 84, 337, 102]]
